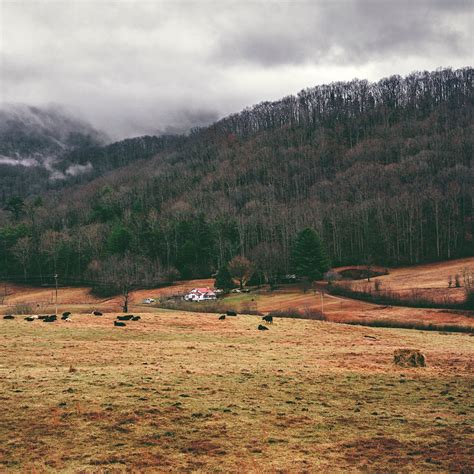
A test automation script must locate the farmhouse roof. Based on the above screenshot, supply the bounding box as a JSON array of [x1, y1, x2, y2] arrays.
[[190, 287, 215, 294]]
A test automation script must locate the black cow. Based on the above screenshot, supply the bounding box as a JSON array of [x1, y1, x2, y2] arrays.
[[262, 315, 273, 324], [38, 315, 49, 319], [3, 314, 14, 320], [62, 312, 71, 318], [258, 324, 269, 331], [131, 316, 141, 321], [117, 315, 133, 321], [93, 311, 103, 316], [25, 316, 36, 322], [226, 310, 237, 316], [114, 321, 126, 327], [218, 315, 226, 320], [43, 317, 56, 323]]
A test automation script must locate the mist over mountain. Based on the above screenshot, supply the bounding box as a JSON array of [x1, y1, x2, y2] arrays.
[[0, 102, 189, 198], [0, 104, 112, 195], [0, 104, 107, 168]]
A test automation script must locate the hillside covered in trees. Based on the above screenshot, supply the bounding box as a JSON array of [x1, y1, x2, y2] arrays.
[[0, 67, 472, 289], [0, 103, 185, 198]]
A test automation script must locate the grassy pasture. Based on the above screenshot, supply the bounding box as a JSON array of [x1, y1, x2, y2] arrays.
[[0, 311, 472, 472], [334, 257, 474, 304], [2, 258, 473, 331]]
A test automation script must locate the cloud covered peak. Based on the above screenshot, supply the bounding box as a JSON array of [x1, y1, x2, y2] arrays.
[[1, 1, 472, 139], [0, 103, 106, 178]]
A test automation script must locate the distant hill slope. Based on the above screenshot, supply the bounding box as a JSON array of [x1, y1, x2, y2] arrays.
[[0, 104, 109, 195], [0, 67, 472, 286], [0, 103, 184, 197], [0, 104, 106, 158]]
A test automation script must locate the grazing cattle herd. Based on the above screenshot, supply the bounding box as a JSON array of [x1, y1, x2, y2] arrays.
[[2, 311, 142, 327], [3, 309, 275, 331], [218, 312, 273, 331]]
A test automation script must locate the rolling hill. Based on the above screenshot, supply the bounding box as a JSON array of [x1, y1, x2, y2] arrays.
[[0, 67, 472, 289]]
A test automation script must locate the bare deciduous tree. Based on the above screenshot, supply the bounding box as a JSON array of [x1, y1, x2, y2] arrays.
[[228, 256, 254, 290]]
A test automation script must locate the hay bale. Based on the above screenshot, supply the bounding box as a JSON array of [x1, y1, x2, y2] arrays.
[[394, 349, 426, 367]]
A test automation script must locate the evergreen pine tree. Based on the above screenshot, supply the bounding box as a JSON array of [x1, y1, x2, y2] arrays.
[[291, 228, 330, 281], [176, 240, 197, 279], [106, 224, 132, 255], [214, 266, 234, 291]]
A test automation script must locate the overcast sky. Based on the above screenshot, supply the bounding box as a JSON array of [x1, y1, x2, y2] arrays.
[[1, 0, 472, 140]]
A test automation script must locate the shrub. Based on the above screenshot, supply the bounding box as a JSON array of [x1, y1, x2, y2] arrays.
[[327, 281, 473, 310], [301, 308, 326, 320], [267, 308, 302, 318], [267, 307, 326, 321], [240, 301, 262, 315], [455, 274, 461, 288], [339, 268, 386, 280], [159, 298, 231, 314], [462, 267, 473, 290], [324, 270, 342, 282], [12, 303, 33, 315], [240, 309, 263, 315], [464, 289, 474, 310], [159, 296, 264, 315], [462, 268, 473, 309], [342, 319, 473, 334]]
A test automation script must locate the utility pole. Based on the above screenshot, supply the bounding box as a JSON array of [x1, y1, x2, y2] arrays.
[[54, 274, 58, 317], [320, 291, 324, 314]]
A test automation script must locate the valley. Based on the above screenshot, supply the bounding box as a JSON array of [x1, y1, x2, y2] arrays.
[[2, 257, 472, 330]]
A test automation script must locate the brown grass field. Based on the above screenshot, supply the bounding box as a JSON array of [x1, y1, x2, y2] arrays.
[[335, 256, 474, 304], [0, 311, 473, 472], [0, 259, 473, 471], [2, 257, 474, 329]]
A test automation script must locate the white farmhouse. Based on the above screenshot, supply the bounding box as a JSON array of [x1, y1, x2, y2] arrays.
[[184, 287, 217, 302]]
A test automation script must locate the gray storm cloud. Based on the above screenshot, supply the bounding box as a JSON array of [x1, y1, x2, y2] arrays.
[[1, 0, 472, 139]]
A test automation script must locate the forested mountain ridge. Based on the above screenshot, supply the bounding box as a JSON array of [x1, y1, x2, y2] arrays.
[[0, 104, 107, 196], [0, 105, 184, 198], [0, 67, 472, 287]]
